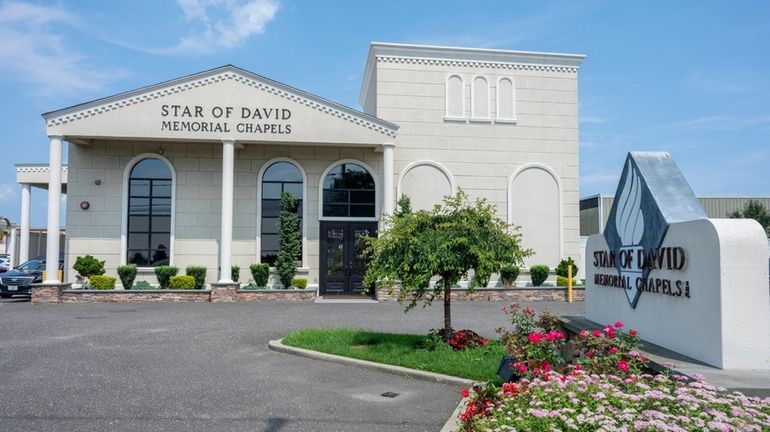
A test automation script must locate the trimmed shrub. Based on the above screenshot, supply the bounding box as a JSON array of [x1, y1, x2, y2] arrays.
[[117, 264, 137, 290], [134, 280, 152, 290], [154, 266, 178, 289], [231, 265, 240, 283], [185, 265, 207, 290], [275, 192, 301, 289], [73, 255, 105, 278], [555, 257, 579, 278], [291, 277, 307, 289], [90, 275, 115, 290], [250, 263, 269, 287], [556, 276, 578, 287], [472, 271, 491, 288], [530, 264, 550, 287], [169, 275, 196, 290], [499, 265, 520, 287]]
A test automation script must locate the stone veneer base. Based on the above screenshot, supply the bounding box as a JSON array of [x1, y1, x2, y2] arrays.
[[377, 287, 585, 302]]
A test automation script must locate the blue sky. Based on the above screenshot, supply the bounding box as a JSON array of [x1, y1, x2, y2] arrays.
[[1, 0, 769, 226]]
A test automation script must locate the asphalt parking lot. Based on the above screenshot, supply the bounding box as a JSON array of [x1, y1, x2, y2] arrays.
[[0, 298, 584, 432]]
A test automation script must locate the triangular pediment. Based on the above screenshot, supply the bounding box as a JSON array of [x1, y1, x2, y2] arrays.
[[44, 65, 397, 145]]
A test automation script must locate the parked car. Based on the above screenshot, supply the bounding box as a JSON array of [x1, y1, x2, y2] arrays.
[[0, 254, 64, 298], [0, 257, 11, 272]]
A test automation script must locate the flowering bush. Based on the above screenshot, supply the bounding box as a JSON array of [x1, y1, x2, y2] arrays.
[[576, 321, 648, 377], [428, 328, 489, 351], [498, 304, 568, 378], [459, 372, 770, 431]]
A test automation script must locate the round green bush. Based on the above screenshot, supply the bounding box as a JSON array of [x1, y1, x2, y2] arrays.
[[169, 275, 196, 290], [73, 255, 105, 278], [117, 264, 137, 290], [291, 277, 307, 289], [529, 264, 550, 287], [185, 265, 207, 290], [89, 275, 115, 290], [231, 265, 240, 283], [556, 276, 578, 287], [250, 263, 269, 287], [499, 265, 520, 287], [555, 257, 579, 278], [154, 266, 178, 289]]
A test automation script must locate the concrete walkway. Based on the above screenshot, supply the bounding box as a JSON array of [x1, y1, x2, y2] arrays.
[[0, 299, 584, 432]]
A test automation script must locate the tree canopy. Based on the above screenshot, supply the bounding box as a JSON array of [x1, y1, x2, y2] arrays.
[[364, 190, 530, 337], [728, 200, 770, 236]]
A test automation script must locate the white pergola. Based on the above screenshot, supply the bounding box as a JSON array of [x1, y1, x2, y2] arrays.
[[15, 164, 68, 266]]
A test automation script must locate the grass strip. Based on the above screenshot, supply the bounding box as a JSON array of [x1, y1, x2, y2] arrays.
[[282, 328, 505, 382]]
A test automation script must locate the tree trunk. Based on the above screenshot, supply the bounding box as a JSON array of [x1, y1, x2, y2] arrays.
[[443, 279, 452, 339]]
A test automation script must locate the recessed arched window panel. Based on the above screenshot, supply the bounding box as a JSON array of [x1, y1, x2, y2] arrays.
[[261, 161, 303, 265], [497, 77, 516, 121], [445, 75, 464, 118], [127, 158, 172, 267], [323, 163, 375, 218], [472, 76, 490, 119]]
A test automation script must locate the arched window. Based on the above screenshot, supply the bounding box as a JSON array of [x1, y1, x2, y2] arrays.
[[322, 163, 375, 218], [472, 76, 490, 119], [260, 161, 303, 265], [496, 77, 516, 122], [445, 74, 465, 119], [127, 158, 173, 267]]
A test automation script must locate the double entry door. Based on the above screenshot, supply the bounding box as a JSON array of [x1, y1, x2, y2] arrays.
[[319, 221, 378, 297]]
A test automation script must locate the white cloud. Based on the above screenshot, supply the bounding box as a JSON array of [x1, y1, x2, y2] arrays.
[[172, 0, 280, 54], [0, 183, 19, 205], [0, 1, 124, 96]]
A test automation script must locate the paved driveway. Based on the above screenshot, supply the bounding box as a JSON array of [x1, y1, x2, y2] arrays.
[[0, 298, 584, 432]]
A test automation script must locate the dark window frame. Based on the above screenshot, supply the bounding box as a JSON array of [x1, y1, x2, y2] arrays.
[[260, 162, 303, 266], [126, 159, 172, 268], [322, 163, 376, 218]]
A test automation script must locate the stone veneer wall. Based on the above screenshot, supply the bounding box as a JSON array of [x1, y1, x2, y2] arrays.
[[33, 286, 318, 304], [377, 287, 585, 302]]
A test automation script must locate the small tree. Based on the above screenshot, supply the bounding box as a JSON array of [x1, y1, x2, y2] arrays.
[[275, 192, 301, 288], [729, 200, 770, 236], [73, 255, 106, 279], [395, 195, 412, 217], [364, 190, 530, 339]]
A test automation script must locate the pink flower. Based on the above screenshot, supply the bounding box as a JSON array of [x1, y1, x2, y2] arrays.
[[517, 363, 528, 373], [629, 329, 638, 336], [617, 359, 629, 372], [592, 330, 602, 337], [528, 332, 544, 344], [609, 347, 618, 354], [614, 321, 624, 329], [579, 330, 589, 337]]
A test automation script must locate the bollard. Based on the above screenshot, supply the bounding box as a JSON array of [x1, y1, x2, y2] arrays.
[[567, 264, 573, 303]]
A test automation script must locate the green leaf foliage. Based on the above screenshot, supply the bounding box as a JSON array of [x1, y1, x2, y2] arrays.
[[117, 264, 137, 290], [556, 276, 578, 287], [169, 275, 196, 290], [364, 189, 531, 336], [530, 264, 550, 287], [275, 192, 301, 289], [154, 266, 178, 289], [185, 265, 207, 290], [73, 255, 106, 278], [89, 275, 115, 290], [395, 194, 412, 217], [499, 265, 520, 287], [291, 277, 308, 289], [729, 199, 770, 236], [231, 265, 240, 282], [555, 257, 579, 278], [250, 263, 269, 287]]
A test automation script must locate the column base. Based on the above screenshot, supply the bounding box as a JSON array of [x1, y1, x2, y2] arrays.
[[210, 282, 239, 303], [30, 282, 72, 304]]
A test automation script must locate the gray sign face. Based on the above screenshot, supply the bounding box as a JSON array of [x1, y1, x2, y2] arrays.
[[603, 152, 706, 308]]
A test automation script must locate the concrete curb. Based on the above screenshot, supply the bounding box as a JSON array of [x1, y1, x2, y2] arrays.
[[439, 397, 467, 432], [268, 338, 476, 387]]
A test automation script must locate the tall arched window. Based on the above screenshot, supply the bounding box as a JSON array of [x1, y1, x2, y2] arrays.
[[260, 161, 303, 265], [127, 158, 172, 267], [322, 163, 375, 218]]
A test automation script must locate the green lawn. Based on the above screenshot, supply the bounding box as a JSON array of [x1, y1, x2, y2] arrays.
[[282, 328, 506, 382]]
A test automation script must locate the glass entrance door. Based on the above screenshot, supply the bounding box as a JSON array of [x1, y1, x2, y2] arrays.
[[319, 221, 378, 297]]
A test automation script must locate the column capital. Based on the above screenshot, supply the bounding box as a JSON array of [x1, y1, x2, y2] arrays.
[[47, 135, 64, 141], [222, 139, 236, 145], [382, 142, 396, 148]]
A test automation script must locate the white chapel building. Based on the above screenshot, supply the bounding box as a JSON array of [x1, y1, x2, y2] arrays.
[[35, 42, 585, 294]]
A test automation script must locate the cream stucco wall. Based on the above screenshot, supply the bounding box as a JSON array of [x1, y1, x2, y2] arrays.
[[373, 57, 580, 268], [65, 140, 382, 286]]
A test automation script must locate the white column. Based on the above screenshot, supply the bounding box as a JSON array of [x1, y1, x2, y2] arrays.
[[218, 139, 235, 283], [44, 136, 63, 284], [382, 143, 395, 215], [19, 183, 31, 264]]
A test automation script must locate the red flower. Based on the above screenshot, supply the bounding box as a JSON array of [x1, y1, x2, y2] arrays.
[[592, 330, 602, 337], [579, 330, 589, 337], [541, 361, 552, 372], [586, 351, 595, 358], [517, 363, 528, 373], [527, 332, 544, 344], [629, 329, 638, 336], [617, 359, 629, 372], [461, 387, 470, 398], [609, 347, 618, 354], [614, 321, 624, 329]]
